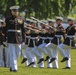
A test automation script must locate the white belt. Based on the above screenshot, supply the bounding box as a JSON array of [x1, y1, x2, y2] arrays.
[[55, 35, 62, 38], [26, 36, 30, 38], [40, 37, 47, 40], [47, 37, 53, 40], [67, 35, 75, 38], [30, 37, 36, 40], [8, 30, 21, 32]]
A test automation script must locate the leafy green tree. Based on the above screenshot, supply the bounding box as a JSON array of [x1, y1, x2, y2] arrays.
[[0, 0, 76, 18]]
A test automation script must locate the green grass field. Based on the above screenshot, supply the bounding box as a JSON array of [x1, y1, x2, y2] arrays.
[[0, 49, 76, 75]]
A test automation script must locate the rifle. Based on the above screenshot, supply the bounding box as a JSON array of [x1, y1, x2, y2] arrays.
[[24, 22, 42, 31], [24, 25, 42, 34], [31, 17, 57, 31], [24, 23, 49, 34]]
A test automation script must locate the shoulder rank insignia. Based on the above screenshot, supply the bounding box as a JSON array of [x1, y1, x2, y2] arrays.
[[18, 19, 23, 24]]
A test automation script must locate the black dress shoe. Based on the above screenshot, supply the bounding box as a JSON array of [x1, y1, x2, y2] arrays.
[[28, 62, 35, 66], [21, 58, 27, 64], [49, 58, 56, 63], [10, 68, 17, 72], [53, 67, 58, 69], [39, 67, 44, 68], [44, 56, 50, 61], [62, 67, 71, 69], [10, 68, 12, 72], [37, 58, 44, 64], [11, 70, 17, 72], [61, 57, 68, 62], [47, 67, 52, 68]]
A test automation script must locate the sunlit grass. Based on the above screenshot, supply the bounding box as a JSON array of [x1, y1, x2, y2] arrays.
[[0, 49, 76, 75]]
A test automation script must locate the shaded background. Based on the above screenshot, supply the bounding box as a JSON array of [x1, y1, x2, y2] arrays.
[[0, 0, 76, 19]]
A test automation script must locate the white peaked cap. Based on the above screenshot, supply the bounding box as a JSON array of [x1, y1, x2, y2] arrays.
[[10, 5, 20, 10]]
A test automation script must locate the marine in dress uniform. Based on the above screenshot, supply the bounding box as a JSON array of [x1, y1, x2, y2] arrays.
[[45, 19, 55, 61], [2, 18, 10, 68], [25, 20, 37, 67], [38, 20, 55, 68], [0, 19, 6, 67], [5, 6, 25, 72], [32, 21, 48, 68], [44, 19, 59, 68], [45, 17, 65, 68], [57, 17, 76, 69], [21, 19, 31, 66]]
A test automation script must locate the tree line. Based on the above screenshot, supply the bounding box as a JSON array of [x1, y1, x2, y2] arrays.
[[0, 0, 76, 19]]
